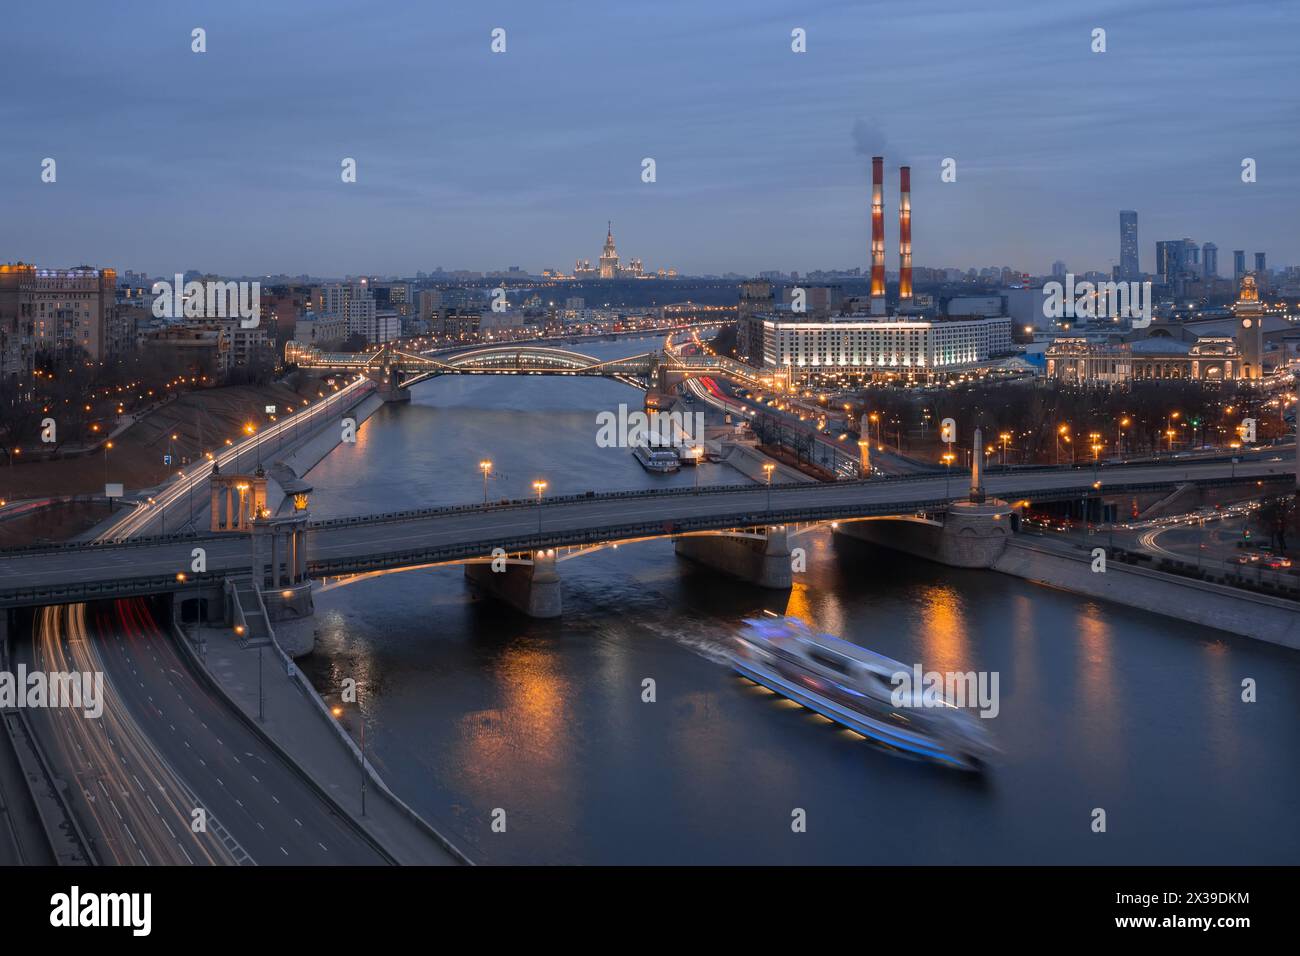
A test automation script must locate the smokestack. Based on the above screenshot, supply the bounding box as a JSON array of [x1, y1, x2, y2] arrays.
[[898, 166, 912, 304], [870, 156, 886, 315]]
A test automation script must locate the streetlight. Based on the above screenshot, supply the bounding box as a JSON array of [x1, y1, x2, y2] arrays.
[[762, 462, 775, 512], [331, 705, 366, 817], [999, 431, 1011, 467], [533, 479, 547, 532], [480, 460, 492, 505], [1056, 425, 1068, 465], [1117, 416, 1130, 457], [942, 452, 955, 497]]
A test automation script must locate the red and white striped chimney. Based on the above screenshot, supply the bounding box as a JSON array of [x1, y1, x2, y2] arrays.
[[898, 165, 912, 303], [870, 156, 886, 315]]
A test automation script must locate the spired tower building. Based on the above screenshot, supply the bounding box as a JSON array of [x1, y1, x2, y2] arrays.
[[1234, 274, 1264, 380], [598, 222, 620, 279]]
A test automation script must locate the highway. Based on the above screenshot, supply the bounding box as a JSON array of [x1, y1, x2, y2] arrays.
[[15, 599, 389, 865], [0, 451, 1292, 597], [104, 376, 372, 540]]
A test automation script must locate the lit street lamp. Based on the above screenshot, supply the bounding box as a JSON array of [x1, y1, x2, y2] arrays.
[[533, 479, 548, 532], [942, 451, 955, 497], [763, 462, 775, 512], [103, 441, 114, 510], [480, 459, 493, 505], [331, 705, 366, 817]]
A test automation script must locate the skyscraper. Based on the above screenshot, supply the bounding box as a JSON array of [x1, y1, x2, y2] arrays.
[[1156, 239, 1200, 288], [1233, 250, 1246, 282], [1201, 243, 1217, 279], [1119, 210, 1139, 277], [598, 222, 620, 279], [1254, 252, 1266, 278]]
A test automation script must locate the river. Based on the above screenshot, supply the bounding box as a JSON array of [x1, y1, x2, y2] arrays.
[[298, 336, 1300, 864]]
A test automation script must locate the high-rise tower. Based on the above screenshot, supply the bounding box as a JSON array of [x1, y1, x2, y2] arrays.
[[1202, 242, 1217, 279], [1119, 211, 1139, 278], [598, 222, 620, 279]]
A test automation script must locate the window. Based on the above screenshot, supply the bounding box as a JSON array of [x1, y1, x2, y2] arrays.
[[808, 648, 850, 675]]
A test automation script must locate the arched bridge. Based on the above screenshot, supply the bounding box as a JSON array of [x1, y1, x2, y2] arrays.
[[287, 341, 770, 392]]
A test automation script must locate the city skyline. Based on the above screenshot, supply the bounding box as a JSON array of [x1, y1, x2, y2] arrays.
[[1, 0, 1297, 278]]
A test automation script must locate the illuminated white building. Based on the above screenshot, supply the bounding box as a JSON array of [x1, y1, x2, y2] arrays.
[[753, 314, 1013, 371]]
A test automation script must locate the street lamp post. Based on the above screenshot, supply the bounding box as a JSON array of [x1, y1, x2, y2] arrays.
[[480, 460, 492, 505], [331, 705, 366, 817], [104, 441, 113, 511], [763, 462, 775, 512], [533, 479, 547, 533]]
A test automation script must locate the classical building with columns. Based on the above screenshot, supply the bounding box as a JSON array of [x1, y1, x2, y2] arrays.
[[1046, 335, 1242, 384], [210, 466, 268, 532]]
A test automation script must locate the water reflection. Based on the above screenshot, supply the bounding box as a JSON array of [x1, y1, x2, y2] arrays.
[[298, 336, 1300, 864]]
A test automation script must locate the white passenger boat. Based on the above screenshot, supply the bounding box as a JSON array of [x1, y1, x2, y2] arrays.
[[731, 615, 997, 771], [632, 442, 681, 473]]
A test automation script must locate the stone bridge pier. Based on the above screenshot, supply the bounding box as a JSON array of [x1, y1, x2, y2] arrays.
[[368, 364, 411, 403], [250, 513, 316, 655], [674, 526, 793, 589], [464, 550, 562, 618], [835, 427, 1014, 568]]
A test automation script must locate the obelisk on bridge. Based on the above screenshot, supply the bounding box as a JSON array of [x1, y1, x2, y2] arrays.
[[970, 427, 986, 504]]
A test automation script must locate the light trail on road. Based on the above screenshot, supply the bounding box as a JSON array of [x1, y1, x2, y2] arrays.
[[100, 376, 372, 540], [25, 604, 238, 865]]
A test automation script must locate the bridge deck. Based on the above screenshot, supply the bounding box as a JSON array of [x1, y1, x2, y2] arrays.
[[0, 457, 1291, 607]]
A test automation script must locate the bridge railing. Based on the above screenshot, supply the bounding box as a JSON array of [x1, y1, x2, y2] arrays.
[[0, 572, 227, 609], [303, 468, 1293, 532]]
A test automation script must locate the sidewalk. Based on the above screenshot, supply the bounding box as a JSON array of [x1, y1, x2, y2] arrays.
[[180, 625, 468, 865]]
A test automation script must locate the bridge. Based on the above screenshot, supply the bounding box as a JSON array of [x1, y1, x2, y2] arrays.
[[287, 340, 771, 399], [1, 454, 1292, 630]]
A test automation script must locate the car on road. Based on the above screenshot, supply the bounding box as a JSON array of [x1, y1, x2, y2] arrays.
[[1260, 555, 1293, 570]]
